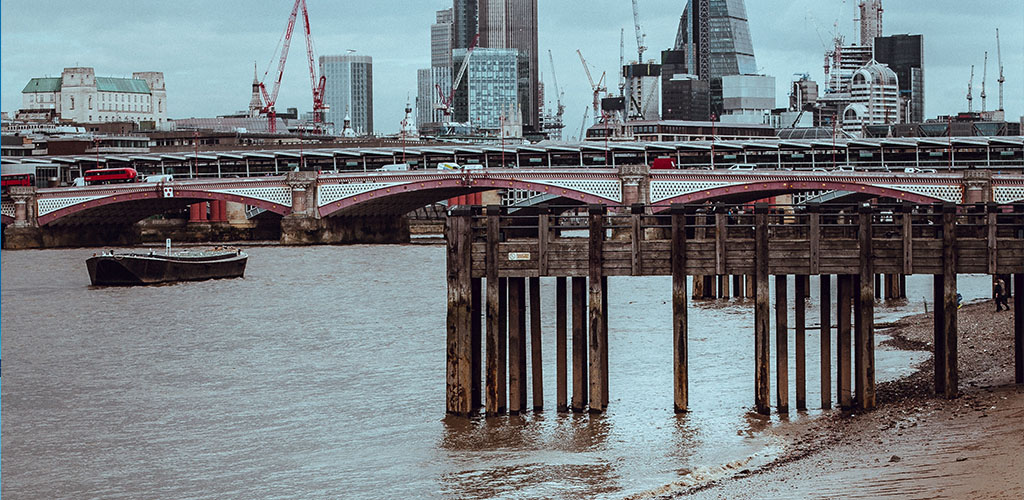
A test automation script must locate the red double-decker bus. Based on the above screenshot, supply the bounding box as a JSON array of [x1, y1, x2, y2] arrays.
[[84, 168, 138, 185], [1, 173, 36, 194]]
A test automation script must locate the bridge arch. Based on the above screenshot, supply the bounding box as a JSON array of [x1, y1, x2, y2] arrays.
[[655, 179, 953, 206], [37, 186, 291, 226], [317, 174, 621, 217]]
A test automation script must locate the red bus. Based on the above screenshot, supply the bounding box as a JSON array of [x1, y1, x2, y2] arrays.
[[84, 167, 138, 185], [1, 173, 36, 194], [651, 158, 676, 169]]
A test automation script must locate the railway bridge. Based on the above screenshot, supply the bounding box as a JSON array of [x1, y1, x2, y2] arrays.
[[3, 166, 1024, 248]]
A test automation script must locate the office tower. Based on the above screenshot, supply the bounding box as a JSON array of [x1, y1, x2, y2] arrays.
[[859, 0, 883, 47], [416, 68, 432, 130], [842, 61, 900, 137], [478, 0, 539, 132], [874, 34, 924, 122], [319, 55, 373, 135], [675, 0, 757, 79], [452, 0, 477, 50], [430, 8, 454, 125], [452, 48, 518, 130]]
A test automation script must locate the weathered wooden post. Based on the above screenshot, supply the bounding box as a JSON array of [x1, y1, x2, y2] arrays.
[[508, 276, 527, 414], [556, 277, 569, 412], [445, 206, 473, 416], [571, 276, 588, 412], [937, 202, 959, 398], [671, 204, 689, 412], [795, 274, 807, 411], [588, 204, 607, 413], [1016, 272, 1024, 384], [837, 274, 853, 410], [499, 277, 508, 414], [776, 274, 789, 413], [472, 276, 482, 412], [529, 277, 543, 411], [820, 274, 832, 410], [754, 204, 771, 415], [857, 203, 876, 410], [485, 206, 504, 416]]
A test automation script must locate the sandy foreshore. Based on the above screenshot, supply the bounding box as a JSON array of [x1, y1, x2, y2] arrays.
[[647, 299, 1024, 499]]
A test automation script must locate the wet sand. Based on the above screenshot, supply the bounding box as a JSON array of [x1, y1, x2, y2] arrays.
[[645, 299, 1024, 499]]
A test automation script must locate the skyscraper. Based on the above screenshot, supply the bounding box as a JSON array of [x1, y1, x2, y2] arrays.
[[874, 34, 924, 122], [859, 0, 883, 47], [452, 0, 477, 50], [452, 48, 518, 130], [430, 8, 454, 126], [320, 54, 373, 135], [675, 0, 757, 79], [478, 0, 539, 132]]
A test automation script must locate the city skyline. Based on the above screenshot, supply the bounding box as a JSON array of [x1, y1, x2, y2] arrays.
[[1, 0, 1021, 135]]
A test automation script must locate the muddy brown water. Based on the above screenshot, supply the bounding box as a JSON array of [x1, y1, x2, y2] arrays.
[[0, 246, 995, 499]]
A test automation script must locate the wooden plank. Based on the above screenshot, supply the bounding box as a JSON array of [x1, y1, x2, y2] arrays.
[[755, 205, 771, 415], [716, 213, 726, 276], [809, 211, 821, 275], [820, 275, 832, 410], [795, 274, 807, 411], [571, 276, 587, 412], [556, 277, 568, 412], [776, 274, 789, 414], [508, 276, 526, 415], [838, 274, 853, 410], [445, 210, 473, 416], [539, 213, 549, 276], [902, 205, 913, 274], [588, 205, 606, 413], [672, 206, 688, 413]]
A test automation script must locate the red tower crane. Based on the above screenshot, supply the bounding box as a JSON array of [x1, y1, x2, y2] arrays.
[[258, 0, 327, 134]]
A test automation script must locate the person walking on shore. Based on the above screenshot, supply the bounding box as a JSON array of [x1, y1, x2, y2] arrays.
[[994, 277, 1009, 312]]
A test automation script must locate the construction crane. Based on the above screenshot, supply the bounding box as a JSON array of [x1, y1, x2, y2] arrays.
[[436, 34, 480, 120], [619, 28, 626, 94], [981, 51, 988, 113], [257, 0, 327, 134], [630, 0, 647, 64], [966, 64, 974, 113], [996, 28, 1005, 112], [579, 107, 590, 141], [577, 49, 606, 125], [547, 50, 565, 135]]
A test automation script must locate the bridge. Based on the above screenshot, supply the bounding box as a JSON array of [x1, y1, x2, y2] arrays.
[[4, 164, 1024, 248], [441, 203, 1024, 418]]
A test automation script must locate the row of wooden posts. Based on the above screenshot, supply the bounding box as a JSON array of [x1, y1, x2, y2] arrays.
[[445, 203, 1024, 418]]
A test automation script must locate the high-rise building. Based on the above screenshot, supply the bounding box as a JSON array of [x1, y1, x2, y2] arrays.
[[842, 61, 900, 137], [452, 48, 518, 130], [478, 0, 539, 132], [719, 74, 775, 124], [320, 54, 373, 135], [452, 0, 477, 50], [675, 0, 757, 79], [426, 8, 454, 127], [874, 34, 924, 123], [416, 68, 432, 129], [859, 1, 883, 47]]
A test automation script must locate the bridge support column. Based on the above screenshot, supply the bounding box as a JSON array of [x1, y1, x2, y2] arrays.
[[445, 207, 473, 416], [934, 203, 959, 398], [754, 204, 771, 415], [4, 188, 43, 249], [588, 205, 607, 413], [671, 205, 689, 413], [571, 276, 588, 412]]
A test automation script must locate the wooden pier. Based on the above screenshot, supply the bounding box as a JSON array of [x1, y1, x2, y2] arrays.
[[445, 202, 1024, 417]]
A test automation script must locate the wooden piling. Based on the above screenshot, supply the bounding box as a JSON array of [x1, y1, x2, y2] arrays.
[[671, 205, 689, 412], [775, 274, 789, 413], [795, 274, 807, 411], [571, 276, 588, 412], [601, 275, 609, 409], [902, 203, 914, 276], [733, 275, 743, 298], [933, 273, 946, 395], [529, 277, 543, 411], [808, 203, 821, 275], [471, 277, 482, 412], [820, 274, 832, 410], [445, 208, 473, 416], [1015, 273, 1024, 384], [588, 205, 607, 413], [754, 204, 771, 415], [556, 277, 568, 412], [837, 274, 853, 410], [939, 203, 958, 398], [857, 204, 876, 410], [716, 211, 728, 298], [485, 207, 503, 416], [631, 204, 643, 275], [746, 275, 755, 299], [508, 277, 526, 414]]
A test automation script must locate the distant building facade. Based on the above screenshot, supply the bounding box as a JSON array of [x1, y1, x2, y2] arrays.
[[320, 54, 373, 135], [874, 34, 925, 123], [20, 67, 168, 128], [841, 61, 900, 137], [479, 0, 539, 132], [452, 48, 518, 130], [719, 74, 775, 124]]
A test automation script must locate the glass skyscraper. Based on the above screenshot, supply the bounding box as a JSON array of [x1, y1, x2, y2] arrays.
[[674, 0, 757, 79], [320, 55, 373, 135], [452, 48, 518, 130]]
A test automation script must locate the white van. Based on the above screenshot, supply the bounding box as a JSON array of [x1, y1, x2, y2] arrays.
[[72, 177, 86, 187], [143, 174, 174, 183], [376, 163, 410, 172], [437, 162, 461, 171], [728, 163, 756, 170]]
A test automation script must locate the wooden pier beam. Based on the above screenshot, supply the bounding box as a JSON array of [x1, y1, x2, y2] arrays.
[[754, 204, 771, 415], [937, 203, 959, 398], [472, 277, 482, 412], [837, 274, 853, 410], [571, 276, 588, 412], [857, 204, 876, 410], [671, 204, 689, 412], [485, 207, 503, 416], [795, 274, 807, 411], [498, 277, 508, 414], [588, 204, 607, 413], [776, 274, 789, 414], [1015, 273, 1024, 384], [556, 277, 568, 412], [508, 277, 527, 414], [445, 207, 473, 416], [820, 274, 832, 410], [529, 277, 543, 411]]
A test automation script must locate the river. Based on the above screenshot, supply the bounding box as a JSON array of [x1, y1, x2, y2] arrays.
[[0, 245, 994, 499]]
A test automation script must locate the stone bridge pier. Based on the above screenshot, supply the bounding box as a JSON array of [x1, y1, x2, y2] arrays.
[[279, 171, 410, 245]]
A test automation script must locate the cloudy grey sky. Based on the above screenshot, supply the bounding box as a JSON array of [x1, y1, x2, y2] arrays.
[[2, 0, 1021, 135]]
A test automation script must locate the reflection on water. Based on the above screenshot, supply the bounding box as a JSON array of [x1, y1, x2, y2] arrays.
[[1, 246, 992, 499]]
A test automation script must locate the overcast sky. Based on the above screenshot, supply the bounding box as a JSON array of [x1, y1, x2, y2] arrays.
[[2, 0, 1021, 136]]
